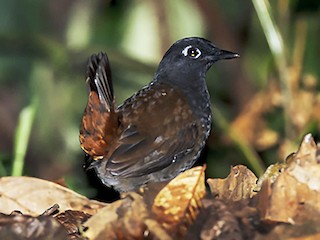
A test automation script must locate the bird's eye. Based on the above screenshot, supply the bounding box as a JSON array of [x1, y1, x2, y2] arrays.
[[182, 45, 201, 59]]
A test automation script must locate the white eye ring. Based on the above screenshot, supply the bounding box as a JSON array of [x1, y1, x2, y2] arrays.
[[182, 45, 201, 59]]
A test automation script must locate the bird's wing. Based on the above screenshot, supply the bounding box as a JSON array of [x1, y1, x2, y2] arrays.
[[105, 83, 203, 178], [80, 52, 118, 159]]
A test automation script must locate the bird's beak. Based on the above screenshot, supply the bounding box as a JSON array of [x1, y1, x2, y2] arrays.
[[214, 49, 240, 60]]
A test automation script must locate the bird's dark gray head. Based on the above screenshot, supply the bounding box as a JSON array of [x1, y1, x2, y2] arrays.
[[155, 37, 239, 85]]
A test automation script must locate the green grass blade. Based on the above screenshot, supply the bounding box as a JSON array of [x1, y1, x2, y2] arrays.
[[252, 0, 293, 139], [252, 0, 285, 65], [11, 97, 38, 176]]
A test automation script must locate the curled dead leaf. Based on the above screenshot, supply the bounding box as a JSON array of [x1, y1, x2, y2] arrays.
[[151, 166, 206, 238], [254, 161, 287, 192], [207, 165, 257, 201], [257, 134, 320, 224]]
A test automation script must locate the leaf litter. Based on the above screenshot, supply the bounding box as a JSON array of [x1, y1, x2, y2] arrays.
[[1, 133, 320, 239]]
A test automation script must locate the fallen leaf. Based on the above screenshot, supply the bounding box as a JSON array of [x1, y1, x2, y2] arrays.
[[257, 133, 320, 224], [289, 232, 320, 240], [152, 166, 206, 238], [230, 90, 279, 150], [255, 220, 320, 240], [55, 210, 91, 240], [207, 165, 257, 201], [185, 199, 245, 240], [0, 212, 67, 240], [83, 192, 157, 240], [254, 161, 287, 192], [0, 176, 106, 216]]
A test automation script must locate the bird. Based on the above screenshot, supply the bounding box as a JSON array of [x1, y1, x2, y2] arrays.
[[79, 37, 239, 192]]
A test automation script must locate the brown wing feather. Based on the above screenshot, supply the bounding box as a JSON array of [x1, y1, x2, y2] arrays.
[[79, 52, 118, 159], [105, 82, 202, 177]]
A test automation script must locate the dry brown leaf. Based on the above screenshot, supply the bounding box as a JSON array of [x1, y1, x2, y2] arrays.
[[0, 212, 67, 240], [0, 176, 106, 216], [55, 210, 91, 240], [289, 232, 320, 240], [82, 198, 125, 240], [254, 161, 287, 192], [288, 72, 319, 133], [83, 192, 163, 240], [257, 133, 320, 224], [186, 199, 245, 240], [255, 220, 320, 240], [152, 166, 206, 238], [207, 165, 257, 201], [230, 90, 279, 150]]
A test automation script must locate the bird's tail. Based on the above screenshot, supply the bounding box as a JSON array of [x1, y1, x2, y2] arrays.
[[80, 52, 118, 160], [86, 52, 114, 110]]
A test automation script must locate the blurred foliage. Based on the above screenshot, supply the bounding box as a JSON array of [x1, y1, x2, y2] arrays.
[[0, 0, 319, 197]]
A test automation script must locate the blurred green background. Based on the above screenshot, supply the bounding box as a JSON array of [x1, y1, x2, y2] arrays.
[[0, 0, 319, 197]]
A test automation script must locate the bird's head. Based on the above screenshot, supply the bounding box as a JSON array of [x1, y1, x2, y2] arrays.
[[156, 37, 239, 82]]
